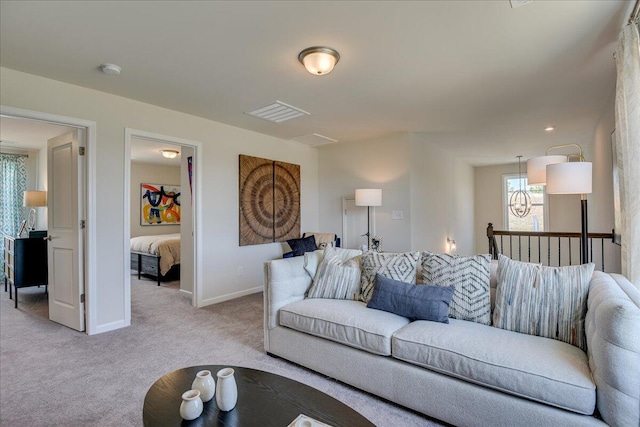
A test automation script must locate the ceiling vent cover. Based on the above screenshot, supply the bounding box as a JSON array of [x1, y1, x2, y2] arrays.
[[291, 133, 338, 147], [245, 101, 310, 123]]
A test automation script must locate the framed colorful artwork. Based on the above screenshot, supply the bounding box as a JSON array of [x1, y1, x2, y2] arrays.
[[140, 183, 181, 226]]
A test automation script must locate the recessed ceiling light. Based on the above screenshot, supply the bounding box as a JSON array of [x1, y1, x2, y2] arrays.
[[161, 149, 179, 159], [544, 126, 555, 132], [100, 63, 121, 75]]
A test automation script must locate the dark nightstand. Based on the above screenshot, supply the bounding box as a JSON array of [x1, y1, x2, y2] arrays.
[[3, 234, 48, 308]]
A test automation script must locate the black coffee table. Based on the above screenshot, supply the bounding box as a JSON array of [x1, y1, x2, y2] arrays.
[[143, 365, 375, 427]]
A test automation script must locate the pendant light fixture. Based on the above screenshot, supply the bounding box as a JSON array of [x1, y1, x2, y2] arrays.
[[298, 47, 340, 75], [509, 156, 532, 218]]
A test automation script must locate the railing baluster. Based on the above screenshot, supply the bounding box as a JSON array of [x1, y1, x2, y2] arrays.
[[558, 237, 561, 267], [568, 237, 572, 266], [548, 236, 551, 266], [538, 236, 541, 263], [518, 235, 522, 261], [528, 236, 531, 262], [601, 238, 605, 272], [509, 235, 512, 259], [590, 238, 593, 263]]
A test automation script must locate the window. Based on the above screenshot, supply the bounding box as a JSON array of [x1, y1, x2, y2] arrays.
[[503, 174, 546, 231]]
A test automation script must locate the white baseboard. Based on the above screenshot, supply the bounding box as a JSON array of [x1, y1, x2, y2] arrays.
[[199, 286, 263, 307], [179, 289, 193, 296]]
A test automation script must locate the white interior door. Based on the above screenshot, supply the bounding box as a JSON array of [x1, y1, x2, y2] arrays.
[[342, 197, 368, 250], [47, 130, 85, 331]]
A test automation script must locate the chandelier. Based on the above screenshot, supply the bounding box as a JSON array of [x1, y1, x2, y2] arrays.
[[509, 155, 532, 218]]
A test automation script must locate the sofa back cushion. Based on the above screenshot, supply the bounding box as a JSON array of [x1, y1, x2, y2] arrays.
[[493, 254, 594, 351], [359, 251, 420, 302], [422, 252, 491, 325]]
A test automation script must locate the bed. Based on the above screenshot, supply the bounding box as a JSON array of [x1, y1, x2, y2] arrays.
[[130, 233, 181, 285]]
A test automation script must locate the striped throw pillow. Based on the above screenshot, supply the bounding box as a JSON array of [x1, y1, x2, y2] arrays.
[[493, 254, 595, 351], [359, 251, 421, 302], [307, 247, 362, 300], [422, 252, 491, 325]]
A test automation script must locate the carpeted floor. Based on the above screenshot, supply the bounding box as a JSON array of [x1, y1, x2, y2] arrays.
[[0, 275, 445, 426]]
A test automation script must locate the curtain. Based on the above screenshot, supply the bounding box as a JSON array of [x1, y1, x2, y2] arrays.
[[0, 154, 28, 281], [614, 20, 640, 287]]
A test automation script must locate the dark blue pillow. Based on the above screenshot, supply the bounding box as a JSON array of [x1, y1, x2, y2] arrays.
[[286, 235, 317, 257], [367, 273, 454, 323]]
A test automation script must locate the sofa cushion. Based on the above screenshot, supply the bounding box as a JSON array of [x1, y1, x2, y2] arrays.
[[392, 319, 595, 415], [493, 254, 595, 350], [359, 251, 420, 302], [279, 299, 410, 356], [307, 247, 362, 300], [422, 252, 491, 325], [367, 274, 454, 323]]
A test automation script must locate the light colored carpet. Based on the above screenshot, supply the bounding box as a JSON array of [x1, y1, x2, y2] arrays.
[[0, 275, 445, 426]]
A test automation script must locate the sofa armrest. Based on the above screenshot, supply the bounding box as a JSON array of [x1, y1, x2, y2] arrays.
[[263, 256, 311, 340], [585, 271, 640, 427]]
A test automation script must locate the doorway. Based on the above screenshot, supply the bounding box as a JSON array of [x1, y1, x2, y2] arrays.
[[124, 128, 201, 321], [0, 105, 96, 334], [342, 196, 371, 250]]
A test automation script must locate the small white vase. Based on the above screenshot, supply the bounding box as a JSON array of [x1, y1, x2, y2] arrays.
[[179, 389, 203, 421], [215, 368, 238, 411], [192, 370, 215, 402]]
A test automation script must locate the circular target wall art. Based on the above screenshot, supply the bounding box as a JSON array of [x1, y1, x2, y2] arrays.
[[239, 155, 300, 246]]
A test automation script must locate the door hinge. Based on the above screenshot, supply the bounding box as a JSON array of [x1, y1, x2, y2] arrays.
[[80, 294, 85, 303], [80, 220, 86, 229], [79, 147, 85, 156]]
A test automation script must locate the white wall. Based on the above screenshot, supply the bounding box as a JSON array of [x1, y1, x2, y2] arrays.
[[318, 133, 412, 252], [409, 134, 475, 255], [1, 67, 319, 332], [317, 132, 475, 255], [130, 162, 181, 238]]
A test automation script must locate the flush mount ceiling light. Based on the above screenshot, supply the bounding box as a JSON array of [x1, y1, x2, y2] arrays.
[[161, 149, 179, 159], [544, 126, 556, 132], [298, 47, 340, 75], [100, 63, 121, 75]]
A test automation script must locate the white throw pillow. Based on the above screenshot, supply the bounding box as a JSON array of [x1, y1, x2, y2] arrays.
[[493, 254, 594, 351], [422, 252, 492, 325], [307, 247, 362, 300], [359, 251, 420, 302]]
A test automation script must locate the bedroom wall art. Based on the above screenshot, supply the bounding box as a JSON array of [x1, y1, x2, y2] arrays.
[[239, 155, 300, 246], [140, 183, 181, 226]]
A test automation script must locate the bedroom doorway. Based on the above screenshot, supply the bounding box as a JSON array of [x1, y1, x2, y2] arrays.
[[124, 129, 201, 322]]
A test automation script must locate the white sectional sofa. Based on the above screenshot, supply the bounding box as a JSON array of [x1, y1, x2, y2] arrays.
[[263, 255, 640, 427]]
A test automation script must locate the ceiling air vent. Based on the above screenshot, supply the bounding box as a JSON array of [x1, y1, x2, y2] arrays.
[[291, 133, 338, 147], [245, 101, 310, 123]]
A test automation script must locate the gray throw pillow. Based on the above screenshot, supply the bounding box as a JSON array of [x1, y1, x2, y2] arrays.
[[493, 254, 595, 351], [307, 247, 362, 300], [422, 252, 491, 325], [367, 274, 455, 323]]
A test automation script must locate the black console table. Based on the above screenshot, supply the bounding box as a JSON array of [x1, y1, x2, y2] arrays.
[[3, 234, 48, 308]]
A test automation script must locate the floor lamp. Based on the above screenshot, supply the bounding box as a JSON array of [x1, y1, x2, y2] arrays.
[[527, 145, 592, 264], [355, 189, 382, 250]]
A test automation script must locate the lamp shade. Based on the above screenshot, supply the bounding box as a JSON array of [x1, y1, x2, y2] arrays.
[[355, 189, 382, 207], [526, 155, 567, 185], [546, 162, 592, 194], [23, 190, 47, 207]]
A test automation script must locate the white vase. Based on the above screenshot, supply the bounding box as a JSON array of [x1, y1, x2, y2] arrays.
[[179, 389, 203, 420], [215, 367, 238, 411], [192, 370, 215, 402]]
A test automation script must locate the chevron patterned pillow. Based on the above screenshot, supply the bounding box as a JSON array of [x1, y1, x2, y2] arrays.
[[422, 252, 492, 325], [359, 251, 420, 302]]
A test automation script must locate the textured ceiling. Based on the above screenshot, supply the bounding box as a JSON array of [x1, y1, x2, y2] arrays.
[[0, 1, 633, 165]]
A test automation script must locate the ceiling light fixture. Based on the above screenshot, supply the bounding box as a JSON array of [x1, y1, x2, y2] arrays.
[[298, 47, 340, 75], [544, 126, 555, 132], [100, 63, 121, 75], [161, 149, 179, 159]]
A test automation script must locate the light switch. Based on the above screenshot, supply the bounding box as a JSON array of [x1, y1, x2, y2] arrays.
[[392, 210, 404, 220]]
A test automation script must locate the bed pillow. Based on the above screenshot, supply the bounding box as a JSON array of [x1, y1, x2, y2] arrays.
[[359, 251, 420, 302], [422, 252, 491, 325], [286, 235, 317, 257], [367, 274, 454, 323], [493, 254, 595, 351], [307, 247, 362, 300]]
